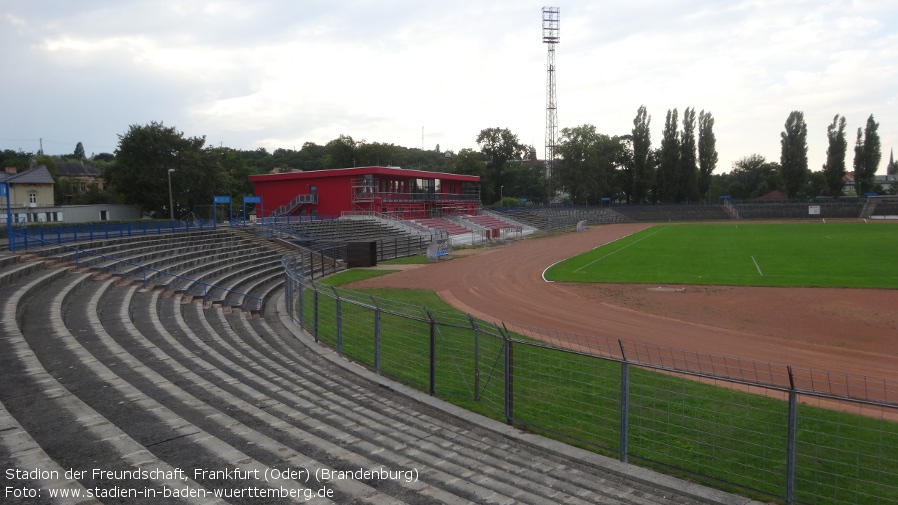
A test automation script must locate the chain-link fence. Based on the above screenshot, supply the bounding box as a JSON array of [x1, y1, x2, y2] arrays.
[[282, 255, 898, 505]]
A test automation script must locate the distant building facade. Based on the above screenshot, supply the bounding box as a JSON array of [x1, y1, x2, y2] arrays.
[[249, 166, 480, 219], [2, 165, 138, 224]]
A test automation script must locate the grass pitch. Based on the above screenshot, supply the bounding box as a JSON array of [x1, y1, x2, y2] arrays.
[[545, 222, 898, 288]]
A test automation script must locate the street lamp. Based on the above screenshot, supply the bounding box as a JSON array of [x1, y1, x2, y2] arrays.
[[167, 169, 175, 220], [500, 185, 504, 202]]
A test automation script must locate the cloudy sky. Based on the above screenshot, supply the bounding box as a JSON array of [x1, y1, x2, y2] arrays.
[[1, 0, 896, 174]]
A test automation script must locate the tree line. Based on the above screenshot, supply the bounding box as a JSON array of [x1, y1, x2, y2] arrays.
[[718, 112, 883, 200], [0, 111, 888, 219]]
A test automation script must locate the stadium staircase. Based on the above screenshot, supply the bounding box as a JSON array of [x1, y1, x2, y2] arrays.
[[0, 238, 757, 504]]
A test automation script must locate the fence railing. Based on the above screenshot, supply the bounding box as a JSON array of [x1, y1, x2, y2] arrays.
[[282, 255, 898, 505], [7, 219, 214, 252]]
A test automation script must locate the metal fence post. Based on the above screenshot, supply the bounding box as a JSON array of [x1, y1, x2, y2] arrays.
[[298, 277, 305, 328], [427, 309, 436, 396], [501, 323, 514, 425], [313, 288, 319, 343], [374, 307, 381, 375], [619, 339, 630, 463], [469, 315, 481, 402], [786, 366, 797, 505], [332, 287, 343, 356]]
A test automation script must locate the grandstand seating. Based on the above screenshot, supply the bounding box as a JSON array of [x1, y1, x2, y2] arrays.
[[610, 204, 730, 222], [0, 238, 730, 503], [496, 207, 629, 231], [412, 217, 473, 236], [274, 216, 432, 261], [27, 228, 305, 314], [735, 201, 864, 220]]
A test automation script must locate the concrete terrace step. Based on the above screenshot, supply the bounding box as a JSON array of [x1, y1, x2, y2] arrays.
[[0, 254, 760, 504]]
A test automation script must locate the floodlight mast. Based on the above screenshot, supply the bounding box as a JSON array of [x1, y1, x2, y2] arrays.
[[542, 7, 560, 192]]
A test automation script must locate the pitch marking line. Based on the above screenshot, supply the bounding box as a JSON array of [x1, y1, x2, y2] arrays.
[[751, 256, 763, 276], [572, 227, 667, 273], [542, 226, 665, 283]]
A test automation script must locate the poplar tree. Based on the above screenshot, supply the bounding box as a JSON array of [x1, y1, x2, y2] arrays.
[[630, 105, 653, 203], [679, 107, 698, 201], [697, 110, 718, 202], [659, 108, 680, 202], [822, 114, 847, 197], [780, 111, 809, 198], [852, 114, 881, 196]]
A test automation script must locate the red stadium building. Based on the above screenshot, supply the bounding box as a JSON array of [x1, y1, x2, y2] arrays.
[[248, 166, 480, 219]]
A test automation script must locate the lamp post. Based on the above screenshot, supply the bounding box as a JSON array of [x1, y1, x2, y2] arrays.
[[500, 185, 504, 202], [167, 169, 175, 220]]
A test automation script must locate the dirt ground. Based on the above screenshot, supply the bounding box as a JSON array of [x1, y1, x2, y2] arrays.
[[348, 223, 898, 384]]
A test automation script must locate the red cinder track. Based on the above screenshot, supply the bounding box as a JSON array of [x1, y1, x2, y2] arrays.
[[349, 223, 898, 385]]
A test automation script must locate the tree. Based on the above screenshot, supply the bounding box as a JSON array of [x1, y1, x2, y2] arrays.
[[822, 114, 847, 197], [0, 149, 32, 172], [476, 128, 527, 204], [628, 105, 653, 203], [356, 141, 406, 167], [108, 121, 216, 218], [729, 154, 783, 199], [555, 124, 623, 204], [697, 110, 718, 202], [73, 142, 85, 160], [853, 114, 881, 197], [679, 107, 699, 201], [780, 111, 809, 198], [503, 161, 549, 204], [322, 134, 358, 169], [446, 148, 489, 201], [658, 108, 680, 202]]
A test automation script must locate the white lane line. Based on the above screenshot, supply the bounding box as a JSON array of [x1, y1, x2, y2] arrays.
[[751, 256, 763, 276]]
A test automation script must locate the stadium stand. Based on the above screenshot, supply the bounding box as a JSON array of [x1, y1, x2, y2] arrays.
[[496, 206, 629, 231], [734, 200, 864, 220], [0, 237, 743, 504], [272, 216, 434, 262], [610, 204, 731, 222], [25, 228, 308, 314]]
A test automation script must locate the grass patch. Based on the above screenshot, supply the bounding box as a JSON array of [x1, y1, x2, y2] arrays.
[[317, 269, 397, 286], [380, 255, 429, 265], [546, 222, 898, 288]]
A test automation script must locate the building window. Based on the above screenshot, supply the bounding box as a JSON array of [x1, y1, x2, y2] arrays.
[[80, 182, 87, 192], [99, 210, 109, 221], [29, 192, 37, 204]]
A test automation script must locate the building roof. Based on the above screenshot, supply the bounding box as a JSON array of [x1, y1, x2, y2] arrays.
[[758, 189, 787, 200], [0, 165, 55, 185], [56, 161, 102, 178], [249, 165, 479, 183]]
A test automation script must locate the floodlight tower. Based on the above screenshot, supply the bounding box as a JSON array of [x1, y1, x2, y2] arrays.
[[542, 7, 560, 188]]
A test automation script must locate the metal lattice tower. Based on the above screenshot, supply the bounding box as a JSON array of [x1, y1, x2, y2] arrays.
[[542, 7, 560, 187]]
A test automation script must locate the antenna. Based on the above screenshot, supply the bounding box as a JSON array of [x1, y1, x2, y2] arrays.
[[542, 7, 560, 192]]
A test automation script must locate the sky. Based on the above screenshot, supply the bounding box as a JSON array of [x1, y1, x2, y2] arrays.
[[1, 0, 896, 175]]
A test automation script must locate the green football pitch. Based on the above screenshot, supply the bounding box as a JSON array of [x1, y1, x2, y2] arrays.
[[544, 222, 898, 288]]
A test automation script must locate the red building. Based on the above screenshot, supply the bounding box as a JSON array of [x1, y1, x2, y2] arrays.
[[248, 166, 480, 219]]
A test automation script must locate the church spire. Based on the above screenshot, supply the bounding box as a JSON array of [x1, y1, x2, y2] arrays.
[[888, 148, 896, 175]]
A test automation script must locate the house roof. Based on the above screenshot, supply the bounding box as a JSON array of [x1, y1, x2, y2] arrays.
[[56, 161, 101, 178], [249, 165, 479, 183], [757, 189, 787, 200], [0, 165, 55, 185]]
